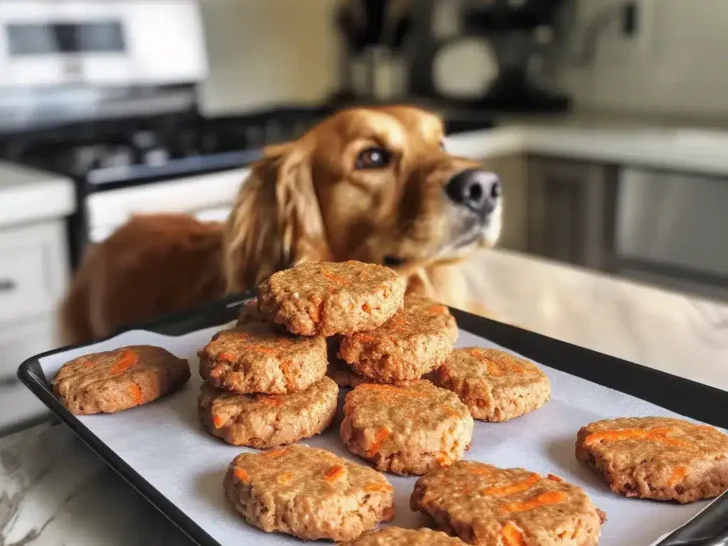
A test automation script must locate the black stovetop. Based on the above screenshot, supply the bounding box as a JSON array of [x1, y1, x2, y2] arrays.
[[0, 102, 497, 191]]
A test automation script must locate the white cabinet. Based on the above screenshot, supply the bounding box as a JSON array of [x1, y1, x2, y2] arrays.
[[0, 219, 69, 433], [0, 221, 69, 323]]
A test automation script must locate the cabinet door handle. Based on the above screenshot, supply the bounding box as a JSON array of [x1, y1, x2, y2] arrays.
[[0, 279, 16, 292]]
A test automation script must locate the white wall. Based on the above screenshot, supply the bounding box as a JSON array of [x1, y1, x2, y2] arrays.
[[196, 0, 340, 115], [555, 0, 728, 118]]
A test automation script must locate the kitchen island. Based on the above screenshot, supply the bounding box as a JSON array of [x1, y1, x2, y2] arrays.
[[2, 247, 727, 546]]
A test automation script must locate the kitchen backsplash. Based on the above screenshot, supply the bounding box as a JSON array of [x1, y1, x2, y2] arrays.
[[196, 0, 728, 119], [553, 0, 728, 118], [196, 0, 339, 115]]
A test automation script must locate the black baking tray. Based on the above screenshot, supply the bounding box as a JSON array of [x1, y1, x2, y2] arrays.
[[17, 293, 728, 546]]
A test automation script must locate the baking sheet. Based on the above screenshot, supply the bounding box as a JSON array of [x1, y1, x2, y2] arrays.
[[37, 323, 722, 546]]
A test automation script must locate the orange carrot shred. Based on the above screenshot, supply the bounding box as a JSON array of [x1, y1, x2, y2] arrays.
[[263, 448, 287, 459], [485, 360, 504, 377], [500, 491, 567, 514], [109, 350, 138, 375], [129, 384, 143, 406], [324, 465, 346, 483], [212, 415, 224, 429], [250, 346, 279, 356], [366, 427, 391, 457], [256, 395, 283, 407], [218, 352, 236, 363], [482, 473, 539, 496], [322, 270, 348, 285], [361, 384, 428, 399], [364, 483, 393, 493], [547, 474, 564, 482], [584, 427, 690, 448], [425, 304, 448, 315], [277, 472, 292, 484], [668, 466, 689, 486], [501, 522, 527, 546], [441, 404, 460, 417], [470, 465, 496, 477], [436, 453, 452, 466], [233, 468, 251, 483]]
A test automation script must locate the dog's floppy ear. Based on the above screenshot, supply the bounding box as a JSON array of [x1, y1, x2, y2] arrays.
[[223, 141, 330, 294]]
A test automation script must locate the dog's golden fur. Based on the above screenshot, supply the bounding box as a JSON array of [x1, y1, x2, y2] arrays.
[[60, 106, 500, 345]]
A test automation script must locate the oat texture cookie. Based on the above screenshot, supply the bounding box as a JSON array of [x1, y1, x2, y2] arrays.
[[224, 444, 395, 541], [258, 260, 406, 337], [411, 461, 604, 546], [326, 336, 414, 388], [434, 347, 551, 422], [341, 527, 466, 545], [198, 322, 326, 394], [576, 416, 728, 503], [339, 296, 456, 383], [198, 377, 338, 447], [341, 381, 473, 475], [52, 345, 190, 415]]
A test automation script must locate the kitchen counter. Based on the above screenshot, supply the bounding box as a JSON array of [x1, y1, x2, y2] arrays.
[[0, 161, 75, 228], [2, 248, 727, 545], [447, 119, 728, 177]]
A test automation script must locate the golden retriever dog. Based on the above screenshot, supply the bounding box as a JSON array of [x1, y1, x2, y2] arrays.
[[60, 106, 502, 345]]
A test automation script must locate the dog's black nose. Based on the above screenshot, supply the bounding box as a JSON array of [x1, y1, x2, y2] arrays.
[[445, 169, 501, 214]]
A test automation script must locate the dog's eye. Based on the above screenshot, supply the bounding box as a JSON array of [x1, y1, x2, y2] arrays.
[[355, 147, 391, 170]]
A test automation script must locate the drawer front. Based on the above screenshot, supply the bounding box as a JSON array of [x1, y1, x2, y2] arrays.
[[0, 316, 58, 434], [0, 221, 69, 323]]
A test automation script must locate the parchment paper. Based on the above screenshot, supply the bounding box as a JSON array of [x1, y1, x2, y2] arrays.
[[38, 323, 722, 546]]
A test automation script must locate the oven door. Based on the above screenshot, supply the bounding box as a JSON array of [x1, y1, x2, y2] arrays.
[[85, 168, 246, 246], [0, 0, 207, 88], [614, 167, 728, 302]]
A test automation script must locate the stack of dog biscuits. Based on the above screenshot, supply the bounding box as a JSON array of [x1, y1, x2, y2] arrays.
[[255, 261, 473, 477], [196, 260, 406, 449]]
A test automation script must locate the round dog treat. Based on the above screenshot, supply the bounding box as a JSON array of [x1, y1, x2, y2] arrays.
[[257, 260, 406, 337], [576, 416, 728, 503], [434, 347, 551, 422], [198, 377, 338, 447], [411, 461, 605, 546], [339, 296, 456, 383], [224, 444, 395, 542], [341, 381, 473, 475], [198, 322, 327, 394], [341, 527, 466, 545], [52, 345, 190, 415]]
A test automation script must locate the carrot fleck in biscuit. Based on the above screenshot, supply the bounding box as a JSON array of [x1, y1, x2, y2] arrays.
[[198, 322, 326, 394], [576, 416, 728, 503], [339, 295, 456, 383], [340, 527, 467, 545], [198, 377, 338, 448], [52, 345, 190, 415], [224, 444, 394, 542], [341, 381, 473, 475], [257, 260, 406, 337], [434, 347, 551, 422], [411, 461, 605, 546]]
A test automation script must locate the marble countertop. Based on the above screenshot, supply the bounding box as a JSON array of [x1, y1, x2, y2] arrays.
[[447, 121, 728, 177], [2, 248, 727, 545], [0, 161, 75, 228]]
